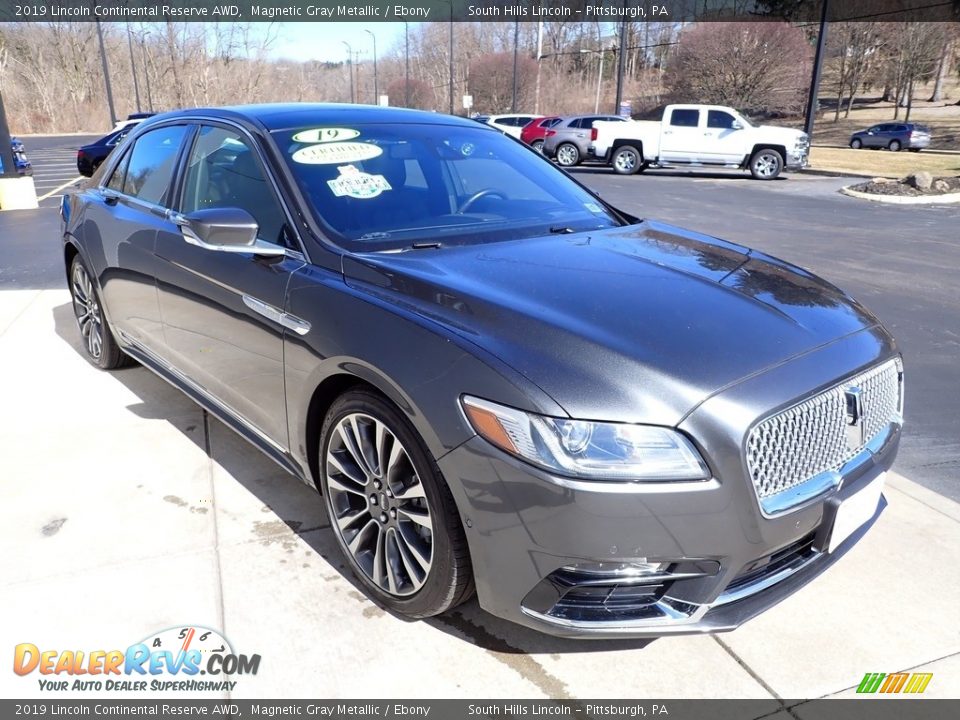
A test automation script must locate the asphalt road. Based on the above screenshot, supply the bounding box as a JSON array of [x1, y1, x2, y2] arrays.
[[19, 134, 97, 209], [1, 152, 957, 500]]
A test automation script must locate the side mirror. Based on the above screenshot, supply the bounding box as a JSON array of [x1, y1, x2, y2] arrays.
[[173, 207, 285, 256], [731, 120, 744, 130]]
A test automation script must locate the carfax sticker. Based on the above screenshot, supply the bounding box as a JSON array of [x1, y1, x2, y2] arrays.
[[327, 165, 392, 199], [291, 142, 382, 165], [292, 127, 361, 143]]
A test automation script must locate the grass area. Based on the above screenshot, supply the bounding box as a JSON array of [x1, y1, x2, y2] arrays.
[[808, 146, 960, 178]]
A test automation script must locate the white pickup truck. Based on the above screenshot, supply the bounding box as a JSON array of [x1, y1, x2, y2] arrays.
[[590, 104, 809, 180]]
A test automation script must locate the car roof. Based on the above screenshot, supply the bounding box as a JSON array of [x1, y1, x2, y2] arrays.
[[487, 113, 537, 120], [151, 103, 485, 132]]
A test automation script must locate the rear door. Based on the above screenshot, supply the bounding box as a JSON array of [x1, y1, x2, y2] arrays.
[[659, 108, 703, 163], [153, 122, 306, 448], [85, 124, 190, 356]]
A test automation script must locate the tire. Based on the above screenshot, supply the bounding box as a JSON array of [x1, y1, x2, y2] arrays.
[[531, 139, 544, 154], [749, 148, 783, 180], [612, 146, 644, 175], [319, 390, 474, 618], [69, 255, 133, 370], [888, 140, 901, 152], [555, 142, 580, 167], [850, 138, 862, 149]]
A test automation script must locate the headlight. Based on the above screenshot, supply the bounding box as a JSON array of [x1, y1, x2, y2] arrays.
[[461, 396, 710, 482]]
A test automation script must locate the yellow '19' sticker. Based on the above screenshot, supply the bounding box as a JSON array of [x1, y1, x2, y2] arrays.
[[292, 128, 361, 143]]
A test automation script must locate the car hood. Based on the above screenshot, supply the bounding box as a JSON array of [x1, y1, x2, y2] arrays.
[[755, 125, 806, 144], [342, 221, 882, 425]]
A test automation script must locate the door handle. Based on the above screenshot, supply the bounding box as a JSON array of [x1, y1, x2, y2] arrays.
[[663, 130, 673, 135]]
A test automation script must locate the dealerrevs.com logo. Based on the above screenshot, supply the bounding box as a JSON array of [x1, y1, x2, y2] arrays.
[[13, 626, 261, 692]]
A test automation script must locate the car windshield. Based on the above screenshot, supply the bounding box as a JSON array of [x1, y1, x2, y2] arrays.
[[272, 123, 623, 250]]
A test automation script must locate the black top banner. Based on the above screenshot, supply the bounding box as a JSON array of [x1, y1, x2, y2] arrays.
[[1, 0, 958, 23]]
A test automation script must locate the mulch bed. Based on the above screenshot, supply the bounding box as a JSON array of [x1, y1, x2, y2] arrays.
[[850, 175, 960, 197]]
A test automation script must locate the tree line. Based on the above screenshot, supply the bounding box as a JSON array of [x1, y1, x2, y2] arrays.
[[0, 19, 956, 135]]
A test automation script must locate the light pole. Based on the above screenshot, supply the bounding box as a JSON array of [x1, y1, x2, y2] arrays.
[[139, 30, 154, 112], [404, 22, 410, 107], [440, 0, 454, 114], [614, 19, 627, 116], [342, 41, 355, 103], [126, 22, 142, 114], [364, 29, 378, 105], [511, 20, 519, 113], [804, 0, 830, 139], [581, 49, 605, 114], [95, 19, 118, 127]]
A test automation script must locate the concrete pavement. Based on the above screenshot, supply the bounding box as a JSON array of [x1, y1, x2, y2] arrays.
[[0, 286, 958, 704]]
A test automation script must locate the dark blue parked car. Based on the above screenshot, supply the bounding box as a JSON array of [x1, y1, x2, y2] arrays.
[[0, 137, 32, 175], [849, 123, 931, 152]]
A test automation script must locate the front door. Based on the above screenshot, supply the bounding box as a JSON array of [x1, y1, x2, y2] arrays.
[[154, 123, 304, 447]]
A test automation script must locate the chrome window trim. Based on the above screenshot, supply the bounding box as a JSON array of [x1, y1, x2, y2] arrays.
[[99, 115, 312, 265]]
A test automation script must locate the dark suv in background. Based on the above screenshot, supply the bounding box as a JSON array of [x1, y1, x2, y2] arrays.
[[849, 123, 931, 152]]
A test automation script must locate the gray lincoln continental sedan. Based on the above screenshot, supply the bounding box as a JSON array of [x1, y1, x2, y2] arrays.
[[61, 104, 903, 638]]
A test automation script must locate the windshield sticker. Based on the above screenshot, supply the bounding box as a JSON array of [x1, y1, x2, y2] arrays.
[[584, 202, 604, 213], [291, 142, 382, 165], [327, 165, 392, 199], [291, 127, 361, 144]]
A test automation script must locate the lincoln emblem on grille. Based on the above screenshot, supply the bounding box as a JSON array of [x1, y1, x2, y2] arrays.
[[844, 386, 866, 449]]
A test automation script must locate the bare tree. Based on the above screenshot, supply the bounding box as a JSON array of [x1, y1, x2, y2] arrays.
[[664, 21, 812, 113]]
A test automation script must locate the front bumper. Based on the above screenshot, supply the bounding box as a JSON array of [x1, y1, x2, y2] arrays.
[[439, 330, 900, 638], [785, 145, 809, 170]]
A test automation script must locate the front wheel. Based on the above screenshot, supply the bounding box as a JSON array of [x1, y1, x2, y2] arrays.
[[612, 146, 644, 175], [850, 138, 862, 149], [69, 255, 132, 370], [555, 142, 580, 167], [749, 149, 783, 180], [319, 390, 474, 618]]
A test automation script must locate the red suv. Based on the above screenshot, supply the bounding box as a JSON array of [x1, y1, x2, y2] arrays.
[[520, 116, 562, 153]]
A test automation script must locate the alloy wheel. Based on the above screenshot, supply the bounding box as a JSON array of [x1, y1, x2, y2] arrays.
[[556, 144, 579, 166], [325, 413, 434, 597], [753, 152, 780, 178], [615, 150, 637, 172], [71, 263, 103, 360]]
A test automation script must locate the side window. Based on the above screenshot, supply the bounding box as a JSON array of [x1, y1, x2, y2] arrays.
[[121, 125, 187, 206], [180, 125, 289, 248], [105, 149, 130, 192], [708, 110, 737, 129], [670, 109, 700, 127], [868, 126, 881, 133]]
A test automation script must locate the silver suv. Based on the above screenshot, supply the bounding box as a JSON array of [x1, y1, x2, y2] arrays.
[[543, 114, 626, 167]]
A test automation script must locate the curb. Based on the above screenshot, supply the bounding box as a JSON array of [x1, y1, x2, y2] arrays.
[[801, 168, 875, 179], [840, 184, 960, 204]]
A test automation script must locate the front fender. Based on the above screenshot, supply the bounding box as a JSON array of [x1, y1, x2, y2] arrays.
[[283, 264, 566, 487]]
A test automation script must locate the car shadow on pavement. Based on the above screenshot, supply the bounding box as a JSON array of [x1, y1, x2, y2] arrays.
[[51, 301, 655, 655]]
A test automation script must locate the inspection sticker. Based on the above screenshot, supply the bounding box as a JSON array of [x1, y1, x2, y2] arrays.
[[292, 142, 382, 165], [327, 165, 392, 199], [584, 202, 604, 213], [292, 127, 361, 143]]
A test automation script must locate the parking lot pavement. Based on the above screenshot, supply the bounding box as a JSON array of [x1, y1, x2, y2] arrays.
[[19, 135, 97, 209], [0, 286, 957, 703]]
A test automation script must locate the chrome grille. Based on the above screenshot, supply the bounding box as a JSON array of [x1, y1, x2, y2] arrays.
[[746, 359, 902, 500]]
